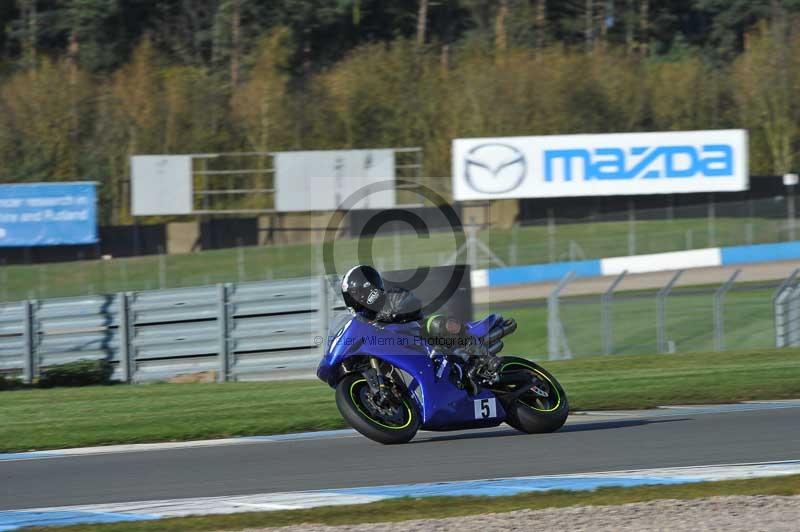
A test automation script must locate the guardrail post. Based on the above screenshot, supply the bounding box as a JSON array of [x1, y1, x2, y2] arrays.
[[548, 271, 574, 360], [217, 283, 230, 382], [22, 299, 34, 384], [713, 269, 740, 352], [318, 275, 330, 355], [118, 292, 132, 383], [656, 270, 683, 353], [601, 270, 627, 355], [773, 269, 799, 348]]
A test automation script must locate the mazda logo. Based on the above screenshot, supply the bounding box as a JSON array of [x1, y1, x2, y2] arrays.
[[464, 143, 527, 194]]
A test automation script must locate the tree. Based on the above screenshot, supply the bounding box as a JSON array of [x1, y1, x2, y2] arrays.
[[0, 58, 93, 181], [417, 0, 428, 47], [692, 0, 800, 60], [733, 19, 800, 175], [231, 29, 292, 152]]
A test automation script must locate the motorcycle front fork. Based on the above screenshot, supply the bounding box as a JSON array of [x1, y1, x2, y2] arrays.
[[364, 357, 395, 405]]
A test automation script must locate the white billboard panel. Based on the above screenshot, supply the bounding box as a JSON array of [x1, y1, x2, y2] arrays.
[[275, 149, 396, 212], [452, 130, 748, 201], [131, 155, 193, 215]]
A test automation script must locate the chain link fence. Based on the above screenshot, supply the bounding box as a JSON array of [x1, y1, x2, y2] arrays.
[[548, 268, 800, 359], [1, 193, 800, 302]]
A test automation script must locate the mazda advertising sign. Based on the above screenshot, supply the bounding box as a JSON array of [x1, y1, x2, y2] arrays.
[[452, 130, 748, 201]]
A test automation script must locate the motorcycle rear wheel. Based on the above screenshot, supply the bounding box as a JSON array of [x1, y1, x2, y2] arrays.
[[498, 356, 569, 434], [335, 373, 420, 444]]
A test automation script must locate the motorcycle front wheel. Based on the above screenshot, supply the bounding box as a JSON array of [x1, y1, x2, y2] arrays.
[[498, 356, 569, 434], [335, 373, 420, 444]]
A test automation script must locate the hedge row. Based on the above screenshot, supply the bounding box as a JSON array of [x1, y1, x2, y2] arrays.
[[1, 359, 114, 391]]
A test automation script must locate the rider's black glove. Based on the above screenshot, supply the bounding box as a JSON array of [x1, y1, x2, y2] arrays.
[[375, 288, 423, 323]]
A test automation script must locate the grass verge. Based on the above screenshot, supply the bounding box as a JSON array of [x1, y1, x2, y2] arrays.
[[26, 474, 800, 531], [2, 347, 799, 452]]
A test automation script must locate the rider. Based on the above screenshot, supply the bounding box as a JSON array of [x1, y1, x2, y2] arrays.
[[340, 264, 501, 379]]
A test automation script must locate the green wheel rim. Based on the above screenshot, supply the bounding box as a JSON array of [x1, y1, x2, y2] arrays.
[[349, 378, 414, 430], [500, 362, 562, 413]]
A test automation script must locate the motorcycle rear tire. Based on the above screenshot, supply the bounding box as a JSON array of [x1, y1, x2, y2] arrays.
[[499, 356, 569, 434]]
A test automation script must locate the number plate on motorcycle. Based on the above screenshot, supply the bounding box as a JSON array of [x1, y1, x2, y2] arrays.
[[473, 398, 497, 419]]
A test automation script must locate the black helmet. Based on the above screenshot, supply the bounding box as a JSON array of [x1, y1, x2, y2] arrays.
[[341, 265, 385, 313]]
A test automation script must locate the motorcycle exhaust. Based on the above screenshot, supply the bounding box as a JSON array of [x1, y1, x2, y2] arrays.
[[502, 318, 517, 336], [487, 340, 504, 356], [483, 328, 504, 345], [482, 318, 518, 345]]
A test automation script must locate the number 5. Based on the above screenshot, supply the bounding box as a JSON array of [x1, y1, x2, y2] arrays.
[[480, 399, 490, 418]]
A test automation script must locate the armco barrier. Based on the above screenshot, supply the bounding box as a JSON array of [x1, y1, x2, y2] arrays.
[[472, 240, 800, 288], [0, 266, 473, 383], [1, 277, 328, 383], [0, 301, 26, 377]]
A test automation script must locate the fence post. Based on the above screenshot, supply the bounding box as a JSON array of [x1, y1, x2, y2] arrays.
[[509, 223, 518, 266], [787, 287, 800, 347], [773, 269, 799, 348], [713, 269, 740, 352], [158, 247, 167, 289], [22, 299, 34, 384], [656, 270, 684, 353], [38, 265, 47, 299], [601, 270, 627, 355], [548, 271, 574, 360], [393, 232, 402, 270], [708, 195, 716, 247], [118, 292, 132, 383], [467, 223, 478, 269], [788, 183, 797, 242], [318, 275, 331, 355], [237, 240, 246, 281], [1, 259, 7, 301], [547, 209, 556, 263], [217, 283, 230, 382], [120, 260, 129, 291], [627, 200, 636, 256]]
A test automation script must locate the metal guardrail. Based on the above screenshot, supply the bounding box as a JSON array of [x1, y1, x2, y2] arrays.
[[0, 276, 330, 383]]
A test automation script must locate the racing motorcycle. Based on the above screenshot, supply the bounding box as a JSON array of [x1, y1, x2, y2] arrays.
[[316, 312, 569, 444]]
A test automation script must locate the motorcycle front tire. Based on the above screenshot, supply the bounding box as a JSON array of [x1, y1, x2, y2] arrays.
[[335, 373, 420, 444]]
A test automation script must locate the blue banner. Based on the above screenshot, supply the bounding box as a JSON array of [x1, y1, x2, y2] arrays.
[[0, 183, 98, 247]]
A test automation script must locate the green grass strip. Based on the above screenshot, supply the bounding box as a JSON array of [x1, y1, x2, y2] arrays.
[[2, 347, 799, 452]]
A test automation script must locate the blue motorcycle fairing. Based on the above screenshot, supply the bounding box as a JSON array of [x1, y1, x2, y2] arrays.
[[317, 312, 507, 430], [466, 314, 504, 338]]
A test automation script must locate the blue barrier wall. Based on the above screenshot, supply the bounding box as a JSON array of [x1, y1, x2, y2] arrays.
[[479, 240, 800, 287], [720, 241, 800, 265], [487, 260, 602, 286]]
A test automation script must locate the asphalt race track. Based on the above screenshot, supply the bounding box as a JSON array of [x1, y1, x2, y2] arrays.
[[2, 403, 800, 511]]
